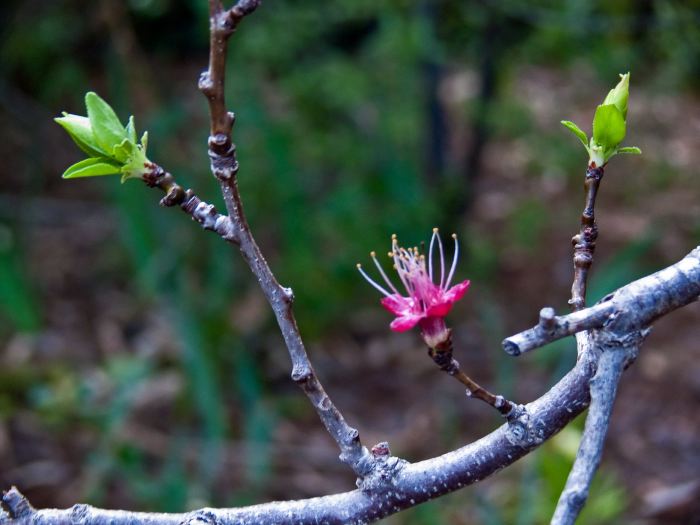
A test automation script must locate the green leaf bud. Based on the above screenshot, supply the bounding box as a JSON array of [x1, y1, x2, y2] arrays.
[[62, 157, 122, 179], [602, 72, 630, 120]]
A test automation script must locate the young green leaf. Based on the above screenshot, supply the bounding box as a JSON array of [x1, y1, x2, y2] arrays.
[[602, 72, 630, 119], [120, 154, 149, 183], [54, 113, 106, 158], [85, 92, 128, 154], [561, 120, 589, 148], [617, 146, 641, 154], [62, 157, 122, 179], [126, 115, 137, 144], [112, 138, 136, 163], [592, 104, 626, 149]]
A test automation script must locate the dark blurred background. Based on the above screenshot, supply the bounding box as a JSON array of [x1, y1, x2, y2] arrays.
[[1, 1, 699, 523]]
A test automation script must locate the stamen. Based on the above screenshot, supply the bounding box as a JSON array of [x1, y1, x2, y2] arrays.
[[435, 229, 445, 287], [391, 239, 414, 294], [445, 233, 459, 288], [371, 251, 399, 294], [357, 263, 392, 297], [428, 228, 438, 281]]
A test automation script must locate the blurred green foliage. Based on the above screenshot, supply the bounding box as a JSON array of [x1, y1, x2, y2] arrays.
[[1, 0, 698, 523]]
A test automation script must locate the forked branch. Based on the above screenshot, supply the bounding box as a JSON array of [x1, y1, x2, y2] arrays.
[[2, 248, 697, 525], [197, 0, 374, 477]]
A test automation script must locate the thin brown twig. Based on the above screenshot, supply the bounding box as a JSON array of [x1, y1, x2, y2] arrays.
[[141, 162, 234, 240], [570, 165, 604, 311], [430, 336, 514, 416], [195, 0, 374, 477]]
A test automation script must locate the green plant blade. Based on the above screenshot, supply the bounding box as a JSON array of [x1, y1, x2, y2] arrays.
[[126, 115, 138, 144], [561, 120, 589, 148], [602, 72, 630, 119], [85, 92, 128, 154], [592, 104, 626, 149], [617, 146, 641, 154], [62, 157, 122, 179], [54, 113, 106, 158], [112, 137, 136, 163]]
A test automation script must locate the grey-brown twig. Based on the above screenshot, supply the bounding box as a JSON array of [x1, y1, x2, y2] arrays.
[[570, 165, 604, 311], [550, 333, 644, 525], [429, 336, 514, 416], [195, 0, 374, 477], [502, 246, 700, 355], [142, 162, 235, 240]]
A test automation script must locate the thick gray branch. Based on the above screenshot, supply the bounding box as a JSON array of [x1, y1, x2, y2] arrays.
[[550, 332, 643, 525], [1, 351, 594, 525], [503, 246, 700, 356], [3, 247, 698, 524]]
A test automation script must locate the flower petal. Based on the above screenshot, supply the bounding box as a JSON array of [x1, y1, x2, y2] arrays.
[[389, 314, 423, 332], [381, 294, 413, 316], [425, 302, 453, 317], [443, 280, 470, 303]]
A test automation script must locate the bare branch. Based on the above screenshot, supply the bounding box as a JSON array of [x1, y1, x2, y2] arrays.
[[429, 335, 514, 416], [550, 331, 645, 524], [0, 348, 597, 525], [570, 166, 604, 311], [503, 246, 700, 355], [3, 249, 698, 525], [142, 162, 235, 241], [196, 0, 374, 476]]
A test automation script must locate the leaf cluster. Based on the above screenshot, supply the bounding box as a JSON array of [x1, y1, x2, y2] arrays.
[[561, 73, 641, 167], [55, 92, 150, 182]]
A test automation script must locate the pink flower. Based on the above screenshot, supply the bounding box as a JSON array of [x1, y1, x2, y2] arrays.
[[357, 228, 470, 346]]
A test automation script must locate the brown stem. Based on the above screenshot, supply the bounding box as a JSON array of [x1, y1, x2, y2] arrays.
[[429, 336, 513, 416], [569, 165, 604, 311], [195, 0, 374, 477], [142, 162, 234, 240]]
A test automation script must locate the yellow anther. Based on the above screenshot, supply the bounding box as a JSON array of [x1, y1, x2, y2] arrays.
[[451, 233, 457, 239], [387, 252, 393, 257], [433, 227, 439, 233], [391, 233, 397, 240], [356, 263, 362, 268], [370, 251, 376, 257]]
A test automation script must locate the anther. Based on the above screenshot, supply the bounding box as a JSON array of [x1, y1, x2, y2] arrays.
[[452, 233, 457, 239], [370, 251, 376, 257]]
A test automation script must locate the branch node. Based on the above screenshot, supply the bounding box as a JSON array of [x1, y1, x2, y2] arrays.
[[505, 405, 545, 447], [371, 441, 391, 457], [70, 503, 90, 524], [2, 488, 34, 520], [346, 427, 360, 443], [208, 143, 238, 180], [182, 510, 219, 525], [228, 0, 262, 22], [538, 307, 557, 331], [198, 71, 214, 95], [290, 365, 313, 384], [356, 451, 408, 493], [280, 286, 294, 303]]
